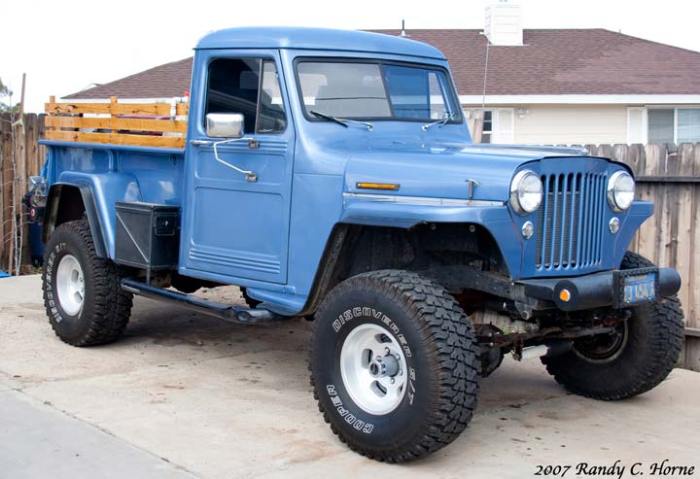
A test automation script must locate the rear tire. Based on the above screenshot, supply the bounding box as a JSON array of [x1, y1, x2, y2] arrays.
[[310, 270, 479, 462], [42, 219, 133, 346], [543, 251, 684, 400]]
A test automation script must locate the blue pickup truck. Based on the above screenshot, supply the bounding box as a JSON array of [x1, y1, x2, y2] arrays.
[[33, 27, 683, 462]]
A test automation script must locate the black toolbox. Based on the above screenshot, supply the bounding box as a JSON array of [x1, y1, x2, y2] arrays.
[[115, 202, 180, 274]]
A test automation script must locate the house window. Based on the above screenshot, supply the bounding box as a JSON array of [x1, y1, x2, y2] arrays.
[[648, 108, 700, 144], [678, 109, 700, 143], [466, 108, 514, 143], [482, 110, 493, 144]]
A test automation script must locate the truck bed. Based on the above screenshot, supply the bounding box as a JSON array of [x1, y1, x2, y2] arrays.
[[40, 139, 185, 260]]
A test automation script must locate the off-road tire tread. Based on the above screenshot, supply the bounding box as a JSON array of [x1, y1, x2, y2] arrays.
[[310, 269, 479, 462], [544, 251, 683, 400], [42, 218, 133, 346]]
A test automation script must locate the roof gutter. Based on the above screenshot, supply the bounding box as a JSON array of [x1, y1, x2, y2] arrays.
[[460, 94, 700, 105]]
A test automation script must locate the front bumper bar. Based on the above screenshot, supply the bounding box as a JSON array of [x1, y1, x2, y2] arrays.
[[518, 267, 681, 312]]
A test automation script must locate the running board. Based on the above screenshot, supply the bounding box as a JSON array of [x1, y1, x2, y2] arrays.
[[121, 278, 283, 324]]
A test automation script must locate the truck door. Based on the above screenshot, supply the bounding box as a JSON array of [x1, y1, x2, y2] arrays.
[[181, 54, 294, 284]]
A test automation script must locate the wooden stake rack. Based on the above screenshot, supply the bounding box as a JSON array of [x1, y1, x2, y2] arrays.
[[43, 96, 189, 148]]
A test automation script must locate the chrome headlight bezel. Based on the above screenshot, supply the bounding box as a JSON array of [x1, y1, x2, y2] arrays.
[[510, 170, 543, 214], [607, 170, 635, 212]]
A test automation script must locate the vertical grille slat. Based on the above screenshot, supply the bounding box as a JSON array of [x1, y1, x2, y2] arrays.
[[537, 175, 550, 268], [584, 174, 595, 266], [593, 175, 604, 264], [558, 174, 569, 266], [594, 174, 606, 264], [534, 169, 608, 272], [567, 174, 579, 266], [575, 173, 585, 266], [590, 175, 599, 265], [549, 175, 560, 268]]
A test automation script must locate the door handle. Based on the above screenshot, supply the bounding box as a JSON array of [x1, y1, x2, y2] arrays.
[[190, 138, 258, 182]]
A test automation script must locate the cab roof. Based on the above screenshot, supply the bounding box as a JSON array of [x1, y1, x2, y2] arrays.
[[196, 27, 446, 60]]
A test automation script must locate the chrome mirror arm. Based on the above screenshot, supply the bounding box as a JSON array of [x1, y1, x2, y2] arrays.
[[210, 138, 258, 182]]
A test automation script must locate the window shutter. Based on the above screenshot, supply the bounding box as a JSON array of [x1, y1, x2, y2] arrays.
[[626, 107, 647, 144], [492, 108, 514, 144]]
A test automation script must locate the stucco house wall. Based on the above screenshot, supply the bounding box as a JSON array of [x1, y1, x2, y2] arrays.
[[510, 105, 628, 145], [463, 102, 700, 145]]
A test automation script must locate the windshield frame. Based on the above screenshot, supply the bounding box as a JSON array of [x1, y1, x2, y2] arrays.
[[293, 57, 464, 125]]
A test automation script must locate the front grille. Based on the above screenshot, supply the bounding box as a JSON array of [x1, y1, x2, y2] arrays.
[[535, 172, 607, 271]]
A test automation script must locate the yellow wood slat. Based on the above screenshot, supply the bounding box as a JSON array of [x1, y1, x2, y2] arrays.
[[176, 103, 189, 116], [45, 116, 187, 133], [44, 129, 185, 148], [45, 102, 176, 116]]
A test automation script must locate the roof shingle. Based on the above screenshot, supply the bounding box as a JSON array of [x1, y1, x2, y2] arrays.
[[64, 29, 700, 99]]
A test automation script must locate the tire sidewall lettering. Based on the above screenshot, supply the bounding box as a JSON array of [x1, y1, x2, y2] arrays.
[[44, 241, 80, 324], [43, 229, 92, 338], [332, 306, 413, 359], [317, 301, 429, 444]]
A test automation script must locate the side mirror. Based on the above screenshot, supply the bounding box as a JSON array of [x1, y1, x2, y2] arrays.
[[206, 113, 244, 138]]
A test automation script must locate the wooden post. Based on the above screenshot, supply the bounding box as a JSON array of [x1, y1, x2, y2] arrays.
[[0, 116, 6, 271], [11, 75, 27, 274]]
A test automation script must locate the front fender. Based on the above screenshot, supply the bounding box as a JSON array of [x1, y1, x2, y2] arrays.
[[340, 194, 522, 277], [612, 200, 654, 266]]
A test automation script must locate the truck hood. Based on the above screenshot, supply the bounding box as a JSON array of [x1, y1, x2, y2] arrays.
[[344, 139, 587, 201]]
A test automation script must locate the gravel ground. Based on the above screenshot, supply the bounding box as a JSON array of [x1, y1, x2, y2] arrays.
[[0, 274, 698, 478]]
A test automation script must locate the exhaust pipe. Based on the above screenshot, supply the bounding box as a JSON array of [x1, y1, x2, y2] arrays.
[[517, 341, 573, 361], [519, 345, 548, 360]]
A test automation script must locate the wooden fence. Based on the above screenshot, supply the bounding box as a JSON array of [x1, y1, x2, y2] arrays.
[[0, 113, 45, 274], [584, 143, 700, 371], [0, 117, 698, 369]]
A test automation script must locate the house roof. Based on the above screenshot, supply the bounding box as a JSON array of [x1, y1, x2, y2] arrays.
[[64, 57, 193, 100], [64, 28, 700, 100]]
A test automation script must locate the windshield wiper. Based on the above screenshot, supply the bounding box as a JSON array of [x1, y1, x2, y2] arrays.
[[310, 110, 373, 131], [422, 113, 454, 131], [310, 110, 349, 128]]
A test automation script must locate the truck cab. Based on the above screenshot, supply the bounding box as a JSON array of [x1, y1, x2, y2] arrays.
[[36, 27, 683, 462]]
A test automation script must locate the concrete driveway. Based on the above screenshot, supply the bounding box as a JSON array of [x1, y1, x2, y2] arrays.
[[0, 275, 698, 478]]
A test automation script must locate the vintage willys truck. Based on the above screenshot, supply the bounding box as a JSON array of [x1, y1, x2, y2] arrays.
[[34, 27, 683, 461]]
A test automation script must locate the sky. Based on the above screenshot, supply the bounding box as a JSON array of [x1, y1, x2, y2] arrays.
[[2, 0, 700, 113]]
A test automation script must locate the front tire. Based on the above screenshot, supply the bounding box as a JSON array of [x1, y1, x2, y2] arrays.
[[310, 270, 479, 462], [42, 219, 133, 346], [543, 251, 684, 400]]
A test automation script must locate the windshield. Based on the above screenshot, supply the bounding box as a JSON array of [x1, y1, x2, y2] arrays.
[[296, 60, 462, 123]]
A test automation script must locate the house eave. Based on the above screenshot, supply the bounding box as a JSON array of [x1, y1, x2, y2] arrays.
[[459, 94, 700, 105]]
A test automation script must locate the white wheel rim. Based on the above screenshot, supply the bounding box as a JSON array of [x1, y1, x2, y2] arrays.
[[56, 254, 85, 316], [340, 323, 408, 415]]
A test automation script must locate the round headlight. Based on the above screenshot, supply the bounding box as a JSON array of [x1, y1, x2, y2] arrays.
[[607, 171, 635, 211], [510, 170, 543, 214]]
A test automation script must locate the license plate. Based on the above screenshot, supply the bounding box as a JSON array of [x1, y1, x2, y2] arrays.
[[622, 272, 657, 305]]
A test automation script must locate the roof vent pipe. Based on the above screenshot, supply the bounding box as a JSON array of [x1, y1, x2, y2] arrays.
[[400, 19, 407, 37]]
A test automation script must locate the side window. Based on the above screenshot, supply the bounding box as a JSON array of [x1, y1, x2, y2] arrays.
[[428, 71, 448, 119], [205, 58, 286, 135], [257, 61, 287, 133]]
